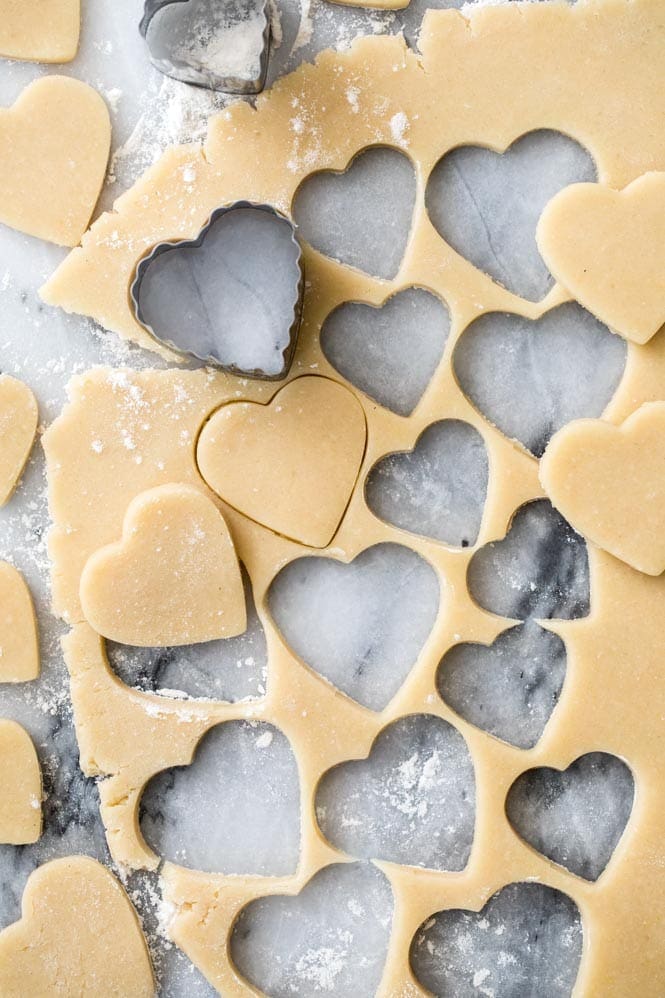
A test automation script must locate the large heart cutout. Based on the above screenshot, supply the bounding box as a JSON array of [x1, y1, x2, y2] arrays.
[[197, 376, 367, 548], [293, 146, 417, 280], [321, 288, 450, 417], [0, 562, 39, 683], [0, 375, 38, 507], [454, 302, 626, 457], [468, 499, 590, 621], [316, 714, 475, 870], [538, 172, 665, 344], [541, 403, 665, 575], [438, 622, 566, 749], [426, 129, 596, 301], [0, 720, 41, 845], [507, 752, 634, 881], [0, 0, 80, 62], [0, 77, 110, 247], [0, 856, 154, 995], [79, 483, 246, 647], [268, 542, 440, 710], [411, 881, 582, 998], [140, 720, 300, 874], [365, 419, 488, 546], [231, 862, 393, 997]]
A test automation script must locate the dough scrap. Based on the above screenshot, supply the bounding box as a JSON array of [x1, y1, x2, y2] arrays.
[[0, 855, 154, 996], [0, 561, 39, 682], [538, 172, 665, 345], [0, 76, 110, 247], [540, 403, 665, 576], [197, 376, 367, 547], [0, 719, 41, 843], [79, 483, 246, 646], [0, 374, 38, 506], [0, 0, 80, 62]]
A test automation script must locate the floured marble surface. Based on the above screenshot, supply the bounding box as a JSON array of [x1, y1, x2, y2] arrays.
[[0, 1, 636, 995]]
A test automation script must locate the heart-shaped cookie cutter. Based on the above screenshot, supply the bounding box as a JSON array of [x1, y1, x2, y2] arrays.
[[140, 0, 270, 95], [130, 201, 304, 380]]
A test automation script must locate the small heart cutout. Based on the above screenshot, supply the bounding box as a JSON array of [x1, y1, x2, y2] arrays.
[[268, 542, 440, 710], [0, 77, 110, 246], [468, 499, 590, 621], [79, 483, 246, 647], [365, 419, 488, 546], [0, 856, 154, 996], [438, 622, 566, 749], [426, 129, 596, 301], [0, 0, 80, 62], [537, 172, 665, 344], [454, 302, 626, 457], [0, 720, 41, 845], [0, 374, 38, 507], [316, 714, 475, 870], [411, 882, 582, 998], [506, 752, 634, 881], [293, 146, 417, 280], [0, 562, 39, 682], [321, 288, 450, 416], [197, 376, 367, 548], [231, 862, 393, 997], [133, 203, 303, 376], [140, 720, 300, 874]]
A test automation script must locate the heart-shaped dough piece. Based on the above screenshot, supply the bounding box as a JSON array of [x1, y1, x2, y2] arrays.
[[0, 374, 38, 506], [0, 0, 80, 62], [537, 173, 665, 344], [0, 720, 41, 844], [197, 376, 367, 548], [79, 483, 246, 646], [540, 402, 665, 575], [0, 562, 39, 682], [0, 856, 154, 996], [0, 76, 110, 247]]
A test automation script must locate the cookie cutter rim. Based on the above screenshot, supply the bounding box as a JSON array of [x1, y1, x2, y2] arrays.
[[130, 201, 305, 381]]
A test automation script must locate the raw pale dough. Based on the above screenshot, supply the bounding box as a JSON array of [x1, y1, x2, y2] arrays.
[[538, 172, 665, 345], [0, 561, 39, 682], [197, 376, 367, 547], [41, 3, 665, 996], [540, 403, 665, 576], [79, 483, 246, 646], [0, 719, 41, 843], [0, 0, 80, 63], [0, 855, 154, 996], [0, 76, 110, 247], [0, 374, 38, 506]]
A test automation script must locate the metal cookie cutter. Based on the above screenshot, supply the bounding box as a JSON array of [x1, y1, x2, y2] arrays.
[[130, 202, 304, 381], [140, 0, 270, 95]]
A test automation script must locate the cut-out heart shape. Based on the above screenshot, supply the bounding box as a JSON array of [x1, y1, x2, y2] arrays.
[[316, 714, 475, 870], [365, 419, 488, 546], [538, 172, 665, 344], [79, 483, 246, 647], [0, 562, 39, 683], [0, 0, 80, 62], [231, 862, 393, 997], [410, 881, 582, 998], [197, 376, 367, 548], [140, 720, 300, 874], [438, 622, 566, 749], [268, 542, 440, 710], [132, 203, 303, 377], [426, 129, 596, 301], [506, 752, 634, 881], [468, 499, 590, 621], [541, 403, 665, 576], [0, 856, 154, 995], [320, 288, 450, 417], [293, 146, 417, 280], [454, 303, 626, 457], [0, 719, 41, 844], [141, 0, 270, 94], [0, 77, 110, 247], [0, 375, 38, 508]]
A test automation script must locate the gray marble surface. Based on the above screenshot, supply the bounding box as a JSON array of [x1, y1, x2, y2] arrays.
[[0, 1, 636, 996]]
